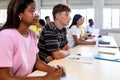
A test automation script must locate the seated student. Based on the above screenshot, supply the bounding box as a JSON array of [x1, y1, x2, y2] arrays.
[[0, 0, 65, 80], [78, 17, 93, 39], [67, 14, 96, 48], [84, 19, 95, 36], [45, 16, 51, 24], [29, 19, 45, 38], [38, 4, 71, 63]]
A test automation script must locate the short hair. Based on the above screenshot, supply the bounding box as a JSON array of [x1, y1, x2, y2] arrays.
[[45, 16, 49, 20], [52, 4, 71, 20], [88, 19, 93, 23], [39, 19, 45, 26]]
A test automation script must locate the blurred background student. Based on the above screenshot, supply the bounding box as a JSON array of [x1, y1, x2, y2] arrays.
[[84, 19, 95, 36], [29, 19, 45, 38], [45, 16, 51, 24]]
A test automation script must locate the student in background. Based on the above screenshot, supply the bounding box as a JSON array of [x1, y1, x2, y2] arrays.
[[0, 0, 65, 80], [38, 19, 45, 35], [79, 16, 85, 39], [45, 16, 50, 24], [29, 19, 45, 38], [85, 19, 95, 35], [38, 4, 71, 63], [67, 14, 96, 48]]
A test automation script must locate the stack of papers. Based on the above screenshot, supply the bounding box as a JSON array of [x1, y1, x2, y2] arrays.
[[98, 40, 110, 45], [98, 40, 117, 48], [65, 55, 94, 64]]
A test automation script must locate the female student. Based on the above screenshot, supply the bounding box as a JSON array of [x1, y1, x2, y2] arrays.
[[0, 0, 65, 80], [67, 14, 96, 48]]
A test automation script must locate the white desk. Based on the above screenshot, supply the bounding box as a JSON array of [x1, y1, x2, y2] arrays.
[[28, 36, 120, 80]]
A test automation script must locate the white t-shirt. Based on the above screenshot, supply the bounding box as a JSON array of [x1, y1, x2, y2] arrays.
[[67, 25, 81, 48], [85, 25, 95, 33]]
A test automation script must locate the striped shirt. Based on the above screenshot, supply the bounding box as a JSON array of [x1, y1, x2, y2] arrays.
[[37, 22, 68, 62]]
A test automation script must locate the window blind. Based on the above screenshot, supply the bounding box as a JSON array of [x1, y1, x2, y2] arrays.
[[0, 0, 10, 9], [104, 0, 120, 6], [41, 0, 63, 7], [67, 0, 93, 6]]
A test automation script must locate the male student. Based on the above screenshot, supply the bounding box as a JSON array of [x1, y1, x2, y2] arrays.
[[38, 4, 71, 63], [29, 19, 45, 38], [45, 16, 50, 24], [85, 19, 95, 34]]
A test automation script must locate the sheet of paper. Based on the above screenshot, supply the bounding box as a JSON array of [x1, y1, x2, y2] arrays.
[[61, 73, 79, 80], [65, 55, 94, 64], [91, 29, 100, 37], [28, 71, 79, 80]]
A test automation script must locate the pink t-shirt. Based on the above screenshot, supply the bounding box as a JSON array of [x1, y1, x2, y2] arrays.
[[0, 28, 38, 76]]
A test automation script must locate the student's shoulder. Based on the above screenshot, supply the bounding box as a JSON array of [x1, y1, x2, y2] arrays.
[[28, 29, 37, 38], [70, 25, 78, 30], [0, 28, 18, 42], [0, 28, 17, 36], [44, 22, 56, 31], [29, 25, 37, 30]]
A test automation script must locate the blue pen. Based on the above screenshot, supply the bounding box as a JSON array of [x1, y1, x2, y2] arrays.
[[68, 57, 80, 60]]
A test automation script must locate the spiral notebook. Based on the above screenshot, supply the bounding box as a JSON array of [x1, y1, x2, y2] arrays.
[[93, 53, 120, 62]]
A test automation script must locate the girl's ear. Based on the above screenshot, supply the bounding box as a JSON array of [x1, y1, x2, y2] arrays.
[[18, 13, 23, 20]]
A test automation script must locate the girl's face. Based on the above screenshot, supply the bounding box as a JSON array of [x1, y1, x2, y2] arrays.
[[19, 2, 39, 26], [77, 17, 84, 25]]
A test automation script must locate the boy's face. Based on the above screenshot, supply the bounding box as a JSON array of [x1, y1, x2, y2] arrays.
[[56, 11, 71, 26], [90, 20, 94, 25], [46, 18, 50, 23]]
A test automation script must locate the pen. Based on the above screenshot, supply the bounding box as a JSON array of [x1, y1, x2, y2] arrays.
[[98, 46, 117, 48], [77, 54, 81, 56], [68, 57, 80, 60]]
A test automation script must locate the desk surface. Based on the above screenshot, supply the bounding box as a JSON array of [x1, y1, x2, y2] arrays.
[[28, 36, 120, 80]]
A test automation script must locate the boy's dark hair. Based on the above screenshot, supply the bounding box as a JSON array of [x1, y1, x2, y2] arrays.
[[39, 19, 45, 26], [45, 16, 49, 20], [88, 19, 93, 23], [52, 4, 71, 20], [0, 0, 35, 31]]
